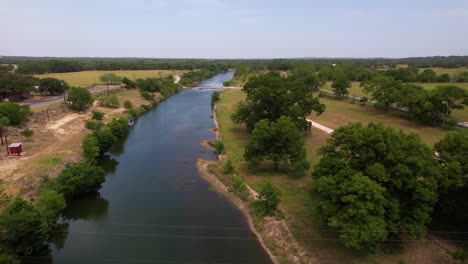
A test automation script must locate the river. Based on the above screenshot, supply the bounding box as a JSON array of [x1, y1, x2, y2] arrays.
[[23, 71, 272, 263]]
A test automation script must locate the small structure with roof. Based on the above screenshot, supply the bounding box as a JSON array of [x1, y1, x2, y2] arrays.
[[128, 116, 135, 127], [8, 142, 22, 156]]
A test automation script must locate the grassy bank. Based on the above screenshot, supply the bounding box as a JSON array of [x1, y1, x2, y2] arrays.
[[214, 88, 449, 263], [35, 70, 187, 87]]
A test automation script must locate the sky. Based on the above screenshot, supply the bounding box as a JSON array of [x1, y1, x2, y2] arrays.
[[1, 0, 468, 58]]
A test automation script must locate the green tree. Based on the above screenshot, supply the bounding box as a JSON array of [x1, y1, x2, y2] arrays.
[[99, 73, 122, 96], [331, 71, 351, 97], [20, 128, 34, 141], [311, 123, 440, 251], [91, 110, 105, 122], [37, 189, 66, 226], [67, 87, 93, 112], [82, 134, 100, 163], [232, 72, 325, 131], [38, 78, 69, 95], [122, 77, 136, 88], [244, 116, 309, 176], [0, 103, 30, 125], [437, 73, 451, 83], [252, 180, 281, 216], [361, 75, 403, 110], [53, 162, 105, 198], [123, 100, 133, 110], [0, 72, 38, 101], [0, 198, 49, 255], [93, 128, 117, 153], [418, 69, 437, 82], [434, 130, 468, 221], [430, 85, 468, 126], [0, 254, 19, 264], [223, 159, 235, 174], [211, 91, 220, 108], [107, 117, 129, 139]]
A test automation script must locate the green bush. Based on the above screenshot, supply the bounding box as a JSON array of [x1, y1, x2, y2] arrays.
[[99, 95, 120, 108], [20, 128, 34, 141], [213, 140, 224, 154], [223, 159, 235, 174], [229, 175, 248, 200], [0, 103, 30, 125], [37, 189, 66, 226], [94, 128, 117, 153], [211, 91, 220, 108], [107, 117, 128, 139], [67, 87, 93, 112], [0, 198, 49, 255], [123, 100, 133, 110], [251, 180, 281, 216], [82, 134, 100, 163], [52, 162, 105, 198], [140, 90, 154, 101], [84, 120, 103, 131], [91, 110, 104, 121]]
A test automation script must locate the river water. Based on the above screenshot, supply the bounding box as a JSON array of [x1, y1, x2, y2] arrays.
[[23, 72, 272, 263]]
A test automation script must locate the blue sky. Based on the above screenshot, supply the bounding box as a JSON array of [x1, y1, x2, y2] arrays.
[[1, 0, 467, 58]]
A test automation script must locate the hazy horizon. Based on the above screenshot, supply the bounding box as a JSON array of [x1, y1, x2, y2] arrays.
[[1, 0, 467, 58]]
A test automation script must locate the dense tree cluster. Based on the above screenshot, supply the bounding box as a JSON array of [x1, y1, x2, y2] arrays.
[[312, 123, 440, 251], [0, 103, 30, 125], [136, 75, 180, 98], [232, 72, 325, 131], [0, 72, 38, 101], [66, 87, 93, 111], [38, 78, 69, 95]]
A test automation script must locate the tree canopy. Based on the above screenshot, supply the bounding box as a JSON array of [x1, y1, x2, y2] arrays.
[[38, 78, 69, 95], [361, 75, 403, 110], [0, 103, 30, 125], [66, 87, 93, 112], [244, 116, 309, 176], [232, 72, 325, 131], [311, 123, 440, 251]]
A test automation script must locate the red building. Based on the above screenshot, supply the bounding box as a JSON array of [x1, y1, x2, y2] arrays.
[[8, 143, 22, 156]]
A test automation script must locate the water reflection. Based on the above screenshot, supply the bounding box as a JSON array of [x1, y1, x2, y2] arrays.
[[61, 192, 109, 221], [97, 154, 119, 175]]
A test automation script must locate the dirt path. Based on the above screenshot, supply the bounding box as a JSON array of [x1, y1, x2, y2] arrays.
[[306, 118, 334, 134]]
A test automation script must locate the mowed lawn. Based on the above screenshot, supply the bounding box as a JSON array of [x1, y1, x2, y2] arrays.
[[35, 70, 187, 87], [310, 97, 450, 146], [321, 81, 468, 122], [216, 88, 447, 263]]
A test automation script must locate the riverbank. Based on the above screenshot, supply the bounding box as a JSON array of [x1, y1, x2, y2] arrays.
[[197, 92, 313, 263]]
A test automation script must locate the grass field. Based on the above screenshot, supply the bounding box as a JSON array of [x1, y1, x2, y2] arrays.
[[35, 70, 188, 87], [422, 67, 468, 75], [216, 88, 448, 263], [322, 81, 468, 122], [311, 97, 451, 146]]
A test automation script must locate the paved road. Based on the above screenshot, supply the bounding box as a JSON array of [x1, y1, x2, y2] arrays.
[[22, 85, 123, 109]]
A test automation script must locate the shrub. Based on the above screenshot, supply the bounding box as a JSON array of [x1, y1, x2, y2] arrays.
[[223, 159, 235, 174], [84, 120, 103, 131], [67, 87, 93, 112], [0, 103, 30, 125], [20, 128, 34, 141], [82, 134, 100, 163], [123, 100, 133, 110], [99, 95, 120, 108], [213, 140, 224, 154], [53, 162, 105, 198], [91, 110, 105, 121], [211, 91, 220, 108], [318, 91, 328, 98], [251, 180, 281, 216], [140, 90, 154, 101], [94, 128, 117, 153], [0, 198, 49, 255], [107, 117, 128, 139], [37, 189, 66, 226], [229, 175, 248, 200], [0, 254, 19, 264]]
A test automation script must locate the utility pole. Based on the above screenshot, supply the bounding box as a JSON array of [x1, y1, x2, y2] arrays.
[[62, 82, 66, 103]]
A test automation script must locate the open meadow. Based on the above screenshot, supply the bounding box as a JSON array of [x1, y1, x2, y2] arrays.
[[215, 88, 449, 263], [35, 70, 188, 87], [321, 81, 468, 122]]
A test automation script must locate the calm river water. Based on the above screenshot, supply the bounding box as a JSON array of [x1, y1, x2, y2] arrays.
[[23, 71, 272, 263]]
